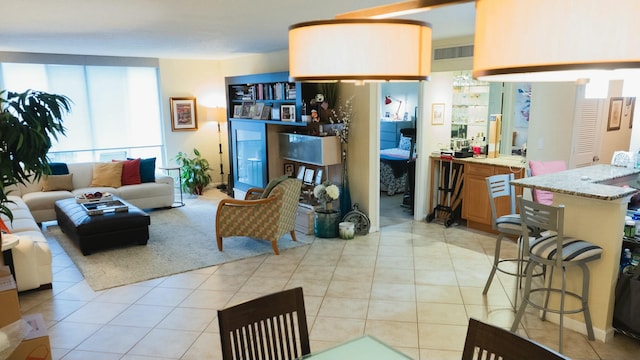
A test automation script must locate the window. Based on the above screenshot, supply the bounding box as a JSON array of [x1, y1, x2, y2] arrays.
[[0, 61, 163, 164]]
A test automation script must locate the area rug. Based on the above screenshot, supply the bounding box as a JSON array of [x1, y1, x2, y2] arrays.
[[50, 195, 311, 291]]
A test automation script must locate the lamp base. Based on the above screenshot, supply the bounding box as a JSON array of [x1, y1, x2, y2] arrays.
[[216, 184, 227, 190]]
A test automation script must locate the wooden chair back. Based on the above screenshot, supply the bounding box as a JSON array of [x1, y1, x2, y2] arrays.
[[218, 287, 310, 360], [462, 318, 569, 360]]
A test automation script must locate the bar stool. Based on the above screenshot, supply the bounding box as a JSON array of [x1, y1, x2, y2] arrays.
[[511, 197, 603, 354], [482, 173, 534, 307]]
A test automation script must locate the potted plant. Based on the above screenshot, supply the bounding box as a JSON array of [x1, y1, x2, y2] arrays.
[[175, 148, 212, 195], [0, 90, 71, 222]]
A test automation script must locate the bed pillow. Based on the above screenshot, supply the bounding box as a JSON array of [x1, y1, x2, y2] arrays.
[[398, 135, 412, 151], [90, 162, 123, 188], [42, 174, 74, 192], [113, 158, 141, 185]]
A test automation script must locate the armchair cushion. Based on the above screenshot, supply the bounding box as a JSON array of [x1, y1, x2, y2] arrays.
[[261, 175, 291, 199]]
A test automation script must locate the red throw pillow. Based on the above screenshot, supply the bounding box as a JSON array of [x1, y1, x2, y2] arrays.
[[113, 158, 141, 185], [0, 218, 10, 234]]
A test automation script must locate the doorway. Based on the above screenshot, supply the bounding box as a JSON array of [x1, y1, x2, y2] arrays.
[[379, 82, 419, 227]]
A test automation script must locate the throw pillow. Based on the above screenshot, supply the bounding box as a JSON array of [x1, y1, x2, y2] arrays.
[[48, 162, 69, 175], [261, 174, 291, 199], [113, 158, 141, 185], [398, 135, 412, 151], [42, 174, 74, 192], [0, 218, 10, 234], [529, 160, 567, 205], [90, 162, 123, 188], [130, 157, 156, 183]]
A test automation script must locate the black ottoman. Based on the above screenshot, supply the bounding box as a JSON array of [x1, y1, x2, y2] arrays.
[[55, 197, 150, 255]]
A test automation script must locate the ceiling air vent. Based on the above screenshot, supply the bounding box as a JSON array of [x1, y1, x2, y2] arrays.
[[433, 45, 474, 60]]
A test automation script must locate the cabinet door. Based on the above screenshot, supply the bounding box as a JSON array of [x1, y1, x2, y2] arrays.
[[462, 164, 493, 225], [231, 121, 268, 192]]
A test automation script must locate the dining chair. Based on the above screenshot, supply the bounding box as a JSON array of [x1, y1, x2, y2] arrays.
[[218, 287, 310, 360], [511, 197, 603, 353], [482, 173, 539, 308], [462, 318, 570, 360]]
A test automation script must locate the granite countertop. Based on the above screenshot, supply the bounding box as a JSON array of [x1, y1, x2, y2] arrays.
[[511, 164, 640, 200]]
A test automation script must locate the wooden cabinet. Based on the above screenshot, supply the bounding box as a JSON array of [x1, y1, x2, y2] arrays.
[[461, 162, 525, 233]]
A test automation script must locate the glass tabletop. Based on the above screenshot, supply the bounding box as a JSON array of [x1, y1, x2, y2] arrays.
[[300, 335, 412, 360]]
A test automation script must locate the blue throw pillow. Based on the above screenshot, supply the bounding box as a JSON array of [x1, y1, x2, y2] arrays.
[[129, 157, 156, 183], [49, 162, 69, 175], [398, 135, 412, 151]]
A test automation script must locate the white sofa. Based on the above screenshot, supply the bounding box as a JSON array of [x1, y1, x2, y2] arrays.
[[1, 196, 52, 292], [2, 161, 175, 291], [13, 162, 175, 223]]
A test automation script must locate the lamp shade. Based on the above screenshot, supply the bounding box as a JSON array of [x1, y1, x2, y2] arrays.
[[289, 19, 431, 81], [473, 0, 640, 82]]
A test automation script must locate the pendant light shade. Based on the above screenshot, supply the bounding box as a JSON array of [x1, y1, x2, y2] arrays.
[[473, 0, 640, 82], [288, 19, 431, 82]]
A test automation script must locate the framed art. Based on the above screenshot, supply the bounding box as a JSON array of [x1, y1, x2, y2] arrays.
[[170, 97, 198, 131], [281, 104, 296, 122], [284, 163, 294, 177], [303, 168, 315, 185], [626, 97, 636, 129], [240, 101, 254, 118], [233, 105, 243, 118], [608, 97, 623, 131], [247, 104, 257, 119], [260, 105, 271, 120], [314, 169, 323, 185], [431, 103, 445, 125], [252, 103, 265, 119], [271, 107, 280, 120], [296, 165, 306, 181]]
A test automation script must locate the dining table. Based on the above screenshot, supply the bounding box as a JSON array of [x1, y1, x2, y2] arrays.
[[299, 335, 412, 359]]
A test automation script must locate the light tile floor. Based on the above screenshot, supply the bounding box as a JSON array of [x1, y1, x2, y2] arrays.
[[16, 190, 640, 360]]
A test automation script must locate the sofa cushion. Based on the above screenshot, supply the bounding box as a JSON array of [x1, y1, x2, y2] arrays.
[[49, 162, 69, 175], [130, 157, 156, 183], [42, 174, 74, 192], [261, 175, 290, 199], [90, 162, 123, 188], [113, 158, 141, 185]]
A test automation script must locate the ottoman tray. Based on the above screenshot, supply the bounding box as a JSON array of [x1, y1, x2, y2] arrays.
[[55, 197, 151, 255]]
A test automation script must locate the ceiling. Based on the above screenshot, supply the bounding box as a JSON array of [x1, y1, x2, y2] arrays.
[[0, 1, 475, 60]]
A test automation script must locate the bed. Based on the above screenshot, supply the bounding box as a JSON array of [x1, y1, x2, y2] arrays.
[[380, 135, 414, 196]]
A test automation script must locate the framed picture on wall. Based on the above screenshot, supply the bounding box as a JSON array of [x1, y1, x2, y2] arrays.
[[170, 97, 198, 131], [626, 97, 636, 129], [608, 97, 623, 131], [431, 103, 445, 125]]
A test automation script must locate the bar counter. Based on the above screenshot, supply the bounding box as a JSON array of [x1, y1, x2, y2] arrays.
[[511, 164, 640, 342]]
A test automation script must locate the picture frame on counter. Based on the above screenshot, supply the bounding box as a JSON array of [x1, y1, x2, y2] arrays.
[[260, 105, 271, 120], [252, 103, 265, 119], [233, 105, 243, 118], [284, 163, 294, 177]]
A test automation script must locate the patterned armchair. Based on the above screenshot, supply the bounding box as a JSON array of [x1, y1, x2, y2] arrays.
[[215, 178, 302, 255]]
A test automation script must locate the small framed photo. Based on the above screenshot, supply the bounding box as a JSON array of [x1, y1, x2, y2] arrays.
[[284, 163, 295, 177], [233, 105, 243, 118], [260, 105, 271, 120], [248, 104, 257, 119], [303, 168, 315, 185], [431, 103, 445, 125], [281, 105, 296, 122], [626, 97, 636, 129], [253, 103, 265, 119], [240, 101, 254, 118], [608, 97, 623, 131], [170, 97, 198, 131], [314, 169, 323, 185], [296, 165, 306, 181], [271, 107, 280, 120]]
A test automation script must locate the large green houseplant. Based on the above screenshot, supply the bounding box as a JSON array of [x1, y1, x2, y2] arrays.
[[0, 89, 71, 221], [175, 148, 212, 195]]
